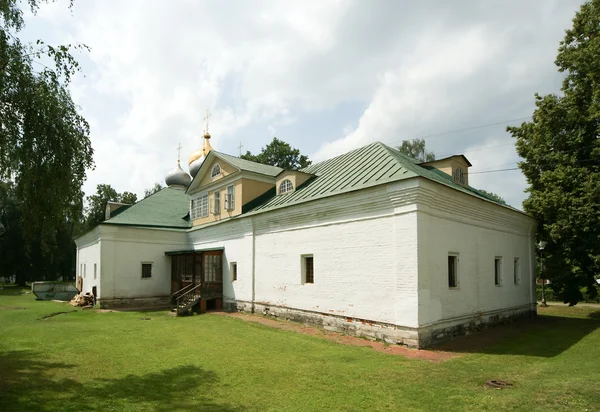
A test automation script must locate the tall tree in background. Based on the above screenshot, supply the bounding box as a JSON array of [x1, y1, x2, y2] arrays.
[[396, 139, 436, 162], [241, 138, 311, 169], [0, 1, 93, 253], [508, 0, 600, 305], [83, 184, 137, 232], [477, 189, 507, 205], [144, 183, 164, 198]]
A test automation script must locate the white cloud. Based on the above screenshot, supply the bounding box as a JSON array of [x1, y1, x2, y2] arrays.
[[22, 0, 584, 208]]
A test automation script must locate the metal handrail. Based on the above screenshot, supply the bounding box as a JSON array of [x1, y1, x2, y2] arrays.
[[171, 282, 195, 300], [176, 284, 203, 312]]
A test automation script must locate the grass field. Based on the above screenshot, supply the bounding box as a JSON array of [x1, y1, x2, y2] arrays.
[[1, 286, 599, 411]]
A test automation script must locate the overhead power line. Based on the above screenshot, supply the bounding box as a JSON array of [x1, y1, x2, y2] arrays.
[[470, 168, 521, 175], [415, 116, 532, 141]]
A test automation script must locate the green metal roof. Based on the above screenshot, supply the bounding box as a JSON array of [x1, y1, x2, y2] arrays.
[[212, 151, 283, 177], [103, 187, 190, 229], [244, 142, 508, 215]]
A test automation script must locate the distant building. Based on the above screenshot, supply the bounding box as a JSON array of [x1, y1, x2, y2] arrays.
[[75, 131, 537, 348]]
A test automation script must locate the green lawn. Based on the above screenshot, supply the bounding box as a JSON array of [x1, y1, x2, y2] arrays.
[[1, 287, 599, 412]]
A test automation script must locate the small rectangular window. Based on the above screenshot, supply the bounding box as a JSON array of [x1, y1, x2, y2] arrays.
[[141, 263, 152, 279], [231, 262, 237, 281], [94, 263, 97, 280], [84, 263, 86, 278], [448, 255, 458, 288], [213, 191, 221, 215], [190, 194, 209, 219], [226, 185, 235, 210], [513, 258, 520, 285], [302, 255, 314, 284], [495, 257, 502, 286]]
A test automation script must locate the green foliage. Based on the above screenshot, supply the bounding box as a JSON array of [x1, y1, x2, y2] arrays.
[[396, 138, 436, 162], [0, 182, 77, 285], [144, 182, 164, 198], [536, 284, 600, 303], [83, 184, 138, 231], [508, 0, 600, 305], [477, 189, 507, 205], [241, 137, 311, 169], [0, 0, 93, 252]]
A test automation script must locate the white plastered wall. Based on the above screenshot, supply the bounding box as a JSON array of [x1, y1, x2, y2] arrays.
[[415, 179, 536, 327], [187, 219, 254, 304], [98, 225, 189, 300], [250, 182, 420, 327], [75, 228, 101, 295]]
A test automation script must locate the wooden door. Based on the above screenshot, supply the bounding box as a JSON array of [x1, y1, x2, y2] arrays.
[[201, 251, 223, 298]]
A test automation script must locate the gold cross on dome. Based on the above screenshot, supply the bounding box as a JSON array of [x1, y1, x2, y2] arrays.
[[204, 110, 212, 134], [177, 142, 182, 164]]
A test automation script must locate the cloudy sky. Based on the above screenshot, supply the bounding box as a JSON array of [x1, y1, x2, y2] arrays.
[[22, 0, 584, 208]]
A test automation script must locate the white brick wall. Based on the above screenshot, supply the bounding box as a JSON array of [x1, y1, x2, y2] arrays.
[[75, 174, 536, 340], [415, 179, 536, 327]]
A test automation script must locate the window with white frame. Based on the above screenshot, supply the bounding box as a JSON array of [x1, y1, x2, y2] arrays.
[[226, 185, 235, 210], [279, 179, 293, 194], [302, 255, 314, 284], [213, 191, 221, 214], [513, 258, 520, 285], [448, 254, 458, 288], [495, 257, 502, 286], [191, 194, 209, 219], [211, 163, 222, 178]]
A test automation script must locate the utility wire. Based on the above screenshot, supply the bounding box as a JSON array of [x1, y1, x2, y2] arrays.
[[409, 116, 532, 141], [470, 168, 520, 175]]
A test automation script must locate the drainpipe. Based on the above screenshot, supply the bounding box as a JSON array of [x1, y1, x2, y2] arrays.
[[528, 221, 536, 311], [251, 217, 256, 314]]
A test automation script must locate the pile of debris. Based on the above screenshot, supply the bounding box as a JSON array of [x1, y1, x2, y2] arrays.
[[69, 292, 95, 307]]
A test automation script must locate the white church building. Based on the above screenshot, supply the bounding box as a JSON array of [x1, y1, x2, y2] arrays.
[[75, 131, 537, 348]]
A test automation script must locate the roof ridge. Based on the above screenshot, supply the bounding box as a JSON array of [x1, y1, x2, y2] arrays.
[[211, 150, 283, 173], [301, 141, 382, 172]]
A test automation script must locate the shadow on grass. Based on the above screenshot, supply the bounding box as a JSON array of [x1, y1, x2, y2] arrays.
[[0, 285, 29, 296], [431, 315, 599, 357], [0, 350, 240, 411]]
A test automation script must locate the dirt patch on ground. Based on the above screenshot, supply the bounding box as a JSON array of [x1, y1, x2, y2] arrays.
[[212, 312, 457, 362], [0, 306, 27, 311]]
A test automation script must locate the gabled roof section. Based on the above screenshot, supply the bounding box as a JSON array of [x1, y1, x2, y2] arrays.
[[103, 187, 190, 229], [245, 142, 420, 213], [186, 150, 283, 194], [213, 151, 283, 177], [244, 142, 511, 215]]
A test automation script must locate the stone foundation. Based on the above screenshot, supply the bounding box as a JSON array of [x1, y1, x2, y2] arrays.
[[98, 296, 172, 309], [225, 300, 537, 348], [225, 300, 420, 347], [418, 303, 537, 348]]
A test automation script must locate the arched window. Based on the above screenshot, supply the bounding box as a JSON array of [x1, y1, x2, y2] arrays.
[[211, 163, 222, 178], [279, 179, 294, 194], [453, 168, 465, 185]]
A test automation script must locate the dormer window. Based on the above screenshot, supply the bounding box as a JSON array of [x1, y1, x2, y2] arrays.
[[211, 163, 222, 178], [453, 168, 465, 185], [279, 179, 294, 194]]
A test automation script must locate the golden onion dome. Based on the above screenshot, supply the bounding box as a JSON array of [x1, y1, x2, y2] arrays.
[[188, 132, 215, 178]]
